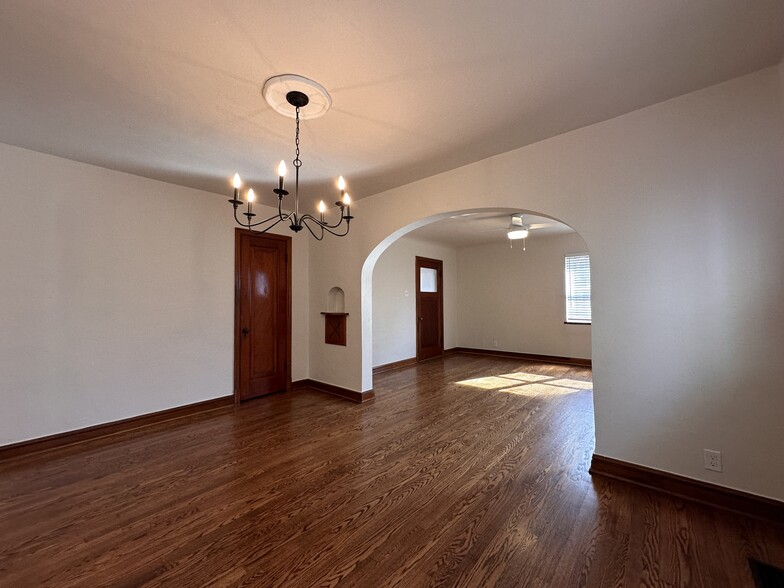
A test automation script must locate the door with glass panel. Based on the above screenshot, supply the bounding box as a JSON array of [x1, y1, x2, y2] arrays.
[[416, 256, 444, 361]]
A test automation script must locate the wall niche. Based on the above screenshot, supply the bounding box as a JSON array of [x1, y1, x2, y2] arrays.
[[322, 287, 348, 346]]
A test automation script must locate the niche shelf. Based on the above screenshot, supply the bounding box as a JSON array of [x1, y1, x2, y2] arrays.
[[323, 287, 348, 346]]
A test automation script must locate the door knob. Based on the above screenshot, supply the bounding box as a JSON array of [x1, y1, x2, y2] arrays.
[[242, 327, 250, 336]]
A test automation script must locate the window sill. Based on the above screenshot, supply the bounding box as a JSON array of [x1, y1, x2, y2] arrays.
[[564, 321, 591, 325]]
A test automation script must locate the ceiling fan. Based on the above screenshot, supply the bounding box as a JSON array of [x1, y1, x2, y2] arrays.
[[511, 214, 556, 251], [484, 214, 558, 239], [476, 213, 560, 249]]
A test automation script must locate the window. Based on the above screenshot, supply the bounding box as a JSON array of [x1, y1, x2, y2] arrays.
[[419, 267, 438, 292], [565, 254, 591, 324]]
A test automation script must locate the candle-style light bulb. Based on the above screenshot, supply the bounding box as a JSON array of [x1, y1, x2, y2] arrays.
[[342, 193, 351, 219], [318, 200, 327, 213], [247, 188, 256, 203], [277, 160, 286, 192], [232, 173, 242, 189], [337, 176, 346, 192]]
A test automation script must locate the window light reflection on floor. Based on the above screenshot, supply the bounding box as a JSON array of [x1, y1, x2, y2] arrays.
[[455, 373, 591, 395], [499, 383, 581, 396], [498, 372, 553, 382], [546, 378, 593, 390], [454, 376, 526, 390]]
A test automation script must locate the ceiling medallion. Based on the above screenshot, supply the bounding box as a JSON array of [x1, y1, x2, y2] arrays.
[[229, 74, 352, 239]]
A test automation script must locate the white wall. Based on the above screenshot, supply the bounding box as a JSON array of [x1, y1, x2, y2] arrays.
[[457, 232, 591, 359], [372, 235, 457, 367], [308, 66, 784, 501], [0, 143, 309, 445], [372, 231, 589, 366]]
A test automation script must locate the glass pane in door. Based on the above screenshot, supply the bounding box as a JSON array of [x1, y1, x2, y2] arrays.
[[420, 267, 437, 292]]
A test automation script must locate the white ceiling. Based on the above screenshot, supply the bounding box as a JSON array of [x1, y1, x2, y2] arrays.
[[0, 1, 782, 209], [408, 212, 573, 248]]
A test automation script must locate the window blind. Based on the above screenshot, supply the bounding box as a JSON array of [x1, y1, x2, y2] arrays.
[[565, 254, 591, 323]]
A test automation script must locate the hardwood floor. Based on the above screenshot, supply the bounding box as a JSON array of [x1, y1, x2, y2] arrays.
[[1, 355, 782, 587]]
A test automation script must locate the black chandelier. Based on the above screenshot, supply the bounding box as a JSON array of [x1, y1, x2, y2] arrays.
[[229, 87, 353, 240]]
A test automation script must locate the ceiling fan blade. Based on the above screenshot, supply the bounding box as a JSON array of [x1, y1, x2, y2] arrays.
[[461, 212, 516, 220]]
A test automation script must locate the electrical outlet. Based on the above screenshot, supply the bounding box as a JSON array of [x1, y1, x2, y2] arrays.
[[704, 449, 722, 472], [493, 340, 499, 348]]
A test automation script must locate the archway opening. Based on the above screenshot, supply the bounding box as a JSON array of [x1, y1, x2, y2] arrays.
[[361, 207, 592, 391]]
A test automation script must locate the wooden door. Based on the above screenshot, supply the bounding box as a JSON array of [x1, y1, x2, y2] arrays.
[[416, 256, 444, 361], [235, 230, 291, 402]]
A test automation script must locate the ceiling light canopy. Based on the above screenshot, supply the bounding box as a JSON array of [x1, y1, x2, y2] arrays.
[[229, 75, 353, 240]]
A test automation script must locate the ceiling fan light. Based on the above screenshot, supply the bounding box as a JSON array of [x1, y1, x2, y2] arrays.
[[507, 228, 529, 240]]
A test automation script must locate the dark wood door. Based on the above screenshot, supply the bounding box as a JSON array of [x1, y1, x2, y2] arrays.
[[416, 256, 444, 361], [235, 230, 291, 401]]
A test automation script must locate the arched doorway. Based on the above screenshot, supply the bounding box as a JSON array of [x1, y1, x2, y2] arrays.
[[361, 207, 592, 392]]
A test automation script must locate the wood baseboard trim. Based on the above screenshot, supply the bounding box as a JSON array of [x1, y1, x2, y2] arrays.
[[373, 357, 418, 375], [291, 378, 310, 392], [372, 350, 462, 374], [0, 395, 234, 461], [292, 379, 375, 403], [452, 347, 591, 367], [590, 455, 784, 524]]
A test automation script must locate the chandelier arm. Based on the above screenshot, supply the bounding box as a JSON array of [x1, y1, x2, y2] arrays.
[[233, 207, 251, 228], [255, 215, 289, 233], [234, 207, 290, 230], [300, 217, 325, 241], [324, 213, 346, 230], [277, 197, 294, 223], [317, 219, 351, 237], [299, 212, 337, 227], [275, 189, 298, 221], [299, 211, 346, 230]]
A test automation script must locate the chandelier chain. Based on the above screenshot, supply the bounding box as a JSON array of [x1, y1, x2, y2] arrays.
[[293, 107, 302, 168]]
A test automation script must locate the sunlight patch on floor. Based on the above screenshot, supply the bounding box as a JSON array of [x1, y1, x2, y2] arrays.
[[547, 378, 593, 390], [456, 372, 589, 396], [455, 376, 529, 390], [498, 372, 553, 382], [499, 383, 581, 396]]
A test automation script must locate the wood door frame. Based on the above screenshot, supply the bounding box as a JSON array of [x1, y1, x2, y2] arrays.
[[233, 229, 292, 404], [415, 256, 444, 361]]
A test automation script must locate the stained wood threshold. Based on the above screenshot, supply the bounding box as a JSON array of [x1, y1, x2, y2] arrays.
[[0, 396, 234, 462], [292, 379, 375, 404], [451, 347, 591, 367], [590, 455, 784, 525]]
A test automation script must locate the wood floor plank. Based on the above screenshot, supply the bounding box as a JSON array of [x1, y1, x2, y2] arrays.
[[1, 354, 782, 587]]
